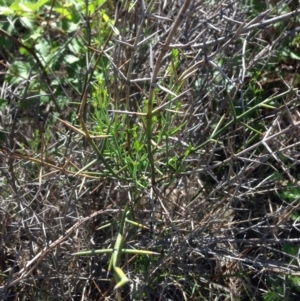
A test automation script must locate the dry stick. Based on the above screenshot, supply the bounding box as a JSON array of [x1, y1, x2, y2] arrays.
[[0, 148, 99, 179], [184, 120, 300, 176], [205, 8, 294, 68], [171, 9, 300, 49], [124, 0, 156, 153], [3, 204, 114, 289], [149, 0, 191, 96], [201, 247, 254, 289], [75, 31, 121, 179], [147, 0, 191, 185], [246, 9, 300, 31]]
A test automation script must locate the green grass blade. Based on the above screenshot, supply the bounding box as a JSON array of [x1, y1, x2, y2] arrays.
[[114, 266, 129, 289], [73, 249, 113, 255]]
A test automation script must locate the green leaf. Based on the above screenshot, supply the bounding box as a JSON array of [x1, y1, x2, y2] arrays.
[[64, 54, 79, 64], [68, 39, 83, 55], [264, 291, 279, 301], [290, 211, 299, 221], [0, 98, 8, 110], [6, 61, 31, 85], [20, 0, 49, 12], [280, 185, 300, 202], [172, 48, 179, 60], [101, 10, 110, 23], [114, 266, 129, 288], [291, 51, 300, 60], [0, 6, 14, 15], [55, 6, 72, 20], [125, 218, 148, 229], [30, 27, 43, 40], [9, 0, 21, 12], [289, 276, 300, 291], [18, 2, 32, 12], [283, 243, 298, 256], [97, 0, 107, 7], [74, 249, 114, 255], [35, 39, 51, 64], [20, 16, 34, 29], [67, 21, 80, 33], [282, 243, 299, 265]]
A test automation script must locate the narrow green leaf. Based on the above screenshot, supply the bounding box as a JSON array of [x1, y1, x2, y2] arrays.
[[74, 249, 113, 255], [123, 249, 160, 255], [111, 233, 124, 268], [114, 266, 129, 289], [97, 222, 113, 230], [125, 218, 148, 229]]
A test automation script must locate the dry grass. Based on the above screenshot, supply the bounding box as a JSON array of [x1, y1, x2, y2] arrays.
[[1, 0, 300, 300]]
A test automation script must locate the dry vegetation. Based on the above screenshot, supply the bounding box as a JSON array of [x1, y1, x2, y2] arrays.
[[1, 0, 300, 300]]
